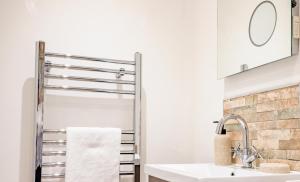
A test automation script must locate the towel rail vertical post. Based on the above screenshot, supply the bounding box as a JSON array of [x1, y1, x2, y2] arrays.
[[134, 52, 142, 182], [34, 41, 45, 182]]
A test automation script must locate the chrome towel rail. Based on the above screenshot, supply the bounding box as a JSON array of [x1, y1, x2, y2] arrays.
[[43, 129, 135, 134], [42, 162, 65, 167], [44, 85, 135, 95], [42, 161, 135, 167], [45, 52, 135, 65], [42, 150, 136, 156], [45, 74, 135, 85], [42, 150, 135, 156], [34, 41, 142, 182], [41, 171, 135, 179], [42, 139, 135, 145], [42, 151, 66, 156], [45, 62, 135, 75]]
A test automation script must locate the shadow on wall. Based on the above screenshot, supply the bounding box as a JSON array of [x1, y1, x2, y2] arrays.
[[19, 78, 35, 182], [141, 88, 147, 182]]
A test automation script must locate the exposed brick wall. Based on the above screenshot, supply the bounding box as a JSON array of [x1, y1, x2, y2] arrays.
[[224, 85, 300, 170]]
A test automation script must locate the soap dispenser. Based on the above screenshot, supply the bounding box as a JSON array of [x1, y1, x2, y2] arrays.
[[213, 121, 232, 166]]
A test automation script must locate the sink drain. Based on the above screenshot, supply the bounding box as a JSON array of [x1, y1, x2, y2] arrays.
[[230, 172, 235, 176]]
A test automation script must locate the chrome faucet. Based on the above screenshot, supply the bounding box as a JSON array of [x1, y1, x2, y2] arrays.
[[215, 114, 261, 168]]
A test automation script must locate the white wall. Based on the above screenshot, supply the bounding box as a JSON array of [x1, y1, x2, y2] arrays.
[[0, 1, 196, 182], [2, 0, 299, 181], [191, 0, 225, 162]]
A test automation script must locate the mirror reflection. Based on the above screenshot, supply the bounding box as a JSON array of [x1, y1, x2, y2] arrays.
[[249, 1, 277, 47], [218, 0, 297, 78]]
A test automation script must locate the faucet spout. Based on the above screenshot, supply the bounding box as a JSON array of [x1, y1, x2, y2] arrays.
[[216, 114, 249, 150], [216, 114, 252, 168]]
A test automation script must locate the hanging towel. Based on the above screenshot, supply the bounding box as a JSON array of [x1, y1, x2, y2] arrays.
[[65, 127, 121, 182]]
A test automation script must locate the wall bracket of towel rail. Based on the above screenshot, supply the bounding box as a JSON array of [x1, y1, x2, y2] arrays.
[[34, 41, 142, 182]]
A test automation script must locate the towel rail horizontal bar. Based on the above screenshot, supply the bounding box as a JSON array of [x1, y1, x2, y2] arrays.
[[45, 85, 135, 95], [43, 140, 66, 145], [120, 150, 135, 154], [120, 161, 135, 165], [41, 173, 64, 179], [43, 140, 135, 145], [43, 129, 135, 134], [45, 52, 135, 65], [121, 140, 135, 144], [43, 129, 67, 134], [42, 161, 134, 167], [43, 151, 66, 156], [45, 62, 135, 75], [42, 162, 65, 167], [42, 150, 136, 156], [46, 74, 135, 85], [122, 130, 135, 134], [41, 171, 135, 178]]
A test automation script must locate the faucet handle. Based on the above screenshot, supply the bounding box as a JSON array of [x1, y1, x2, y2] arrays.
[[250, 145, 263, 160], [232, 144, 241, 159]]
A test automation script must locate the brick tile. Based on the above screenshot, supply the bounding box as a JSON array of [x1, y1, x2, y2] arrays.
[[256, 102, 276, 112], [256, 111, 278, 122], [287, 150, 300, 161], [257, 130, 290, 140], [224, 124, 240, 132], [257, 91, 280, 104], [275, 98, 299, 111], [262, 150, 287, 160], [277, 119, 300, 129], [291, 129, 300, 139], [224, 97, 246, 110], [278, 107, 300, 120], [252, 139, 279, 150], [245, 95, 256, 106], [279, 139, 300, 150]]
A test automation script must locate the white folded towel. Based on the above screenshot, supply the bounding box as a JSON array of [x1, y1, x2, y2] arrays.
[[65, 127, 121, 182]]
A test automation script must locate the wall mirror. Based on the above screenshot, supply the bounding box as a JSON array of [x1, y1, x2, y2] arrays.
[[218, 0, 299, 78]]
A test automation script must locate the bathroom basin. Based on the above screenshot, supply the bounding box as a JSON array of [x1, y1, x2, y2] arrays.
[[145, 163, 300, 182]]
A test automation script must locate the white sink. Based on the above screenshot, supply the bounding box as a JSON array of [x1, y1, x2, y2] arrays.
[[145, 163, 300, 182]]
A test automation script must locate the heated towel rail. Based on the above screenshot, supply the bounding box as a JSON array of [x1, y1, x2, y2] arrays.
[[34, 41, 142, 182]]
